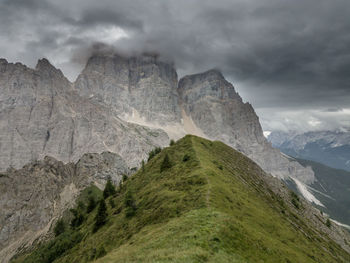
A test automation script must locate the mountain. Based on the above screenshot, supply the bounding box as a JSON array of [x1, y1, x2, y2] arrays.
[[0, 53, 315, 184], [0, 151, 128, 263], [11, 136, 350, 263], [0, 58, 169, 171], [74, 53, 315, 184], [268, 130, 350, 171], [292, 158, 350, 227]]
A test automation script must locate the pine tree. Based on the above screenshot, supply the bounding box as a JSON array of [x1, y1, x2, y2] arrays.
[[103, 179, 116, 199], [124, 190, 136, 218], [94, 199, 107, 232], [148, 147, 162, 161], [141, 159, 145, 172], [122, 174, 128, 182], [70, 210, 85, 228], [87, 196, 96, 213], [182, 154, 190, 162], [54, 219, 65, 236], [160, 153, 172, 172]]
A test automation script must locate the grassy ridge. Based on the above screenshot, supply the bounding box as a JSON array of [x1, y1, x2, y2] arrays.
[[13, 135, 350, 262]]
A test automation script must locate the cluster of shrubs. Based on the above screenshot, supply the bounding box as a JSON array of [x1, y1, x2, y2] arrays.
[[22, 230, 83, 263], [147, 147, 162, 161]]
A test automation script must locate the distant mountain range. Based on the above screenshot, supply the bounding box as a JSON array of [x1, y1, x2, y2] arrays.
[[268, 130, 350, 171]]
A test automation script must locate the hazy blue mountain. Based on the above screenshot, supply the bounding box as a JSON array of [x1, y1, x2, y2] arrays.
[[268, 130, 350, 171]]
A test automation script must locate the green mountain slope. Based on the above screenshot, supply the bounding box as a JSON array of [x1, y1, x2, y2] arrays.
[[13, 135, 350, 263]]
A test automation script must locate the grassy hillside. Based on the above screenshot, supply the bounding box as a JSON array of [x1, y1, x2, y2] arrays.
[[13, 135, 350, 263]]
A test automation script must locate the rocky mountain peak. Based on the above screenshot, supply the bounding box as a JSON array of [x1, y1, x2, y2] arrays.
[[83, 53, 125, 73], [178, 68, 241, 102], [82, 53, 177, 83], [75, 53, 181, 125], [35, 58, 66, 80]]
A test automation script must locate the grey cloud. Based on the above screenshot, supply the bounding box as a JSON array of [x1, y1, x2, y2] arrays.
[[323, 108, 344, 112], [0, 0, 350, 132]]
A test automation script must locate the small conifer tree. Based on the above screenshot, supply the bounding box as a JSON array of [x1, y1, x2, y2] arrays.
[[94, 199, 107, 232], [122, 174, 128, 182], [160, 154, 172, 172], [70, 208, 85, 228], [103, 179, 116, 199], [182, 154, 190, 162], [109, 198, 116, 208], [124, 190, 136, 218], [87, 196, 96, 213], [54, 219, 65, 236], [148, 147, 162, 161], [141, 159, 145, 172]]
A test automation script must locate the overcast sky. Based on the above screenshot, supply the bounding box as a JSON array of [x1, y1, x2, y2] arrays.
[[1, 0, 350, 132]]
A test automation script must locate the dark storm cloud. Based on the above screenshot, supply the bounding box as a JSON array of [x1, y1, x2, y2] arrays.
[[74, 9, 143, 30], [1, 0, 350, 131]]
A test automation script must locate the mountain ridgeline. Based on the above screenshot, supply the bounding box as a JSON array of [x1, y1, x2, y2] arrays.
[[11, 136, 350, 263]]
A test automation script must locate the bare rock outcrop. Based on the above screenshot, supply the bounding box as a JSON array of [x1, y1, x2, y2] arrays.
[[0, 58, 169, 172]]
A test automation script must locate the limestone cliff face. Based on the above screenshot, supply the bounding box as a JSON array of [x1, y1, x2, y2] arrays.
[[73, 54, 314, 184], [0, 58, 169, 171], [178, 69, 265, 150], [74, 54, 181, 125], [0, 152, 128, 263], [178, 70, 315, 184]]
